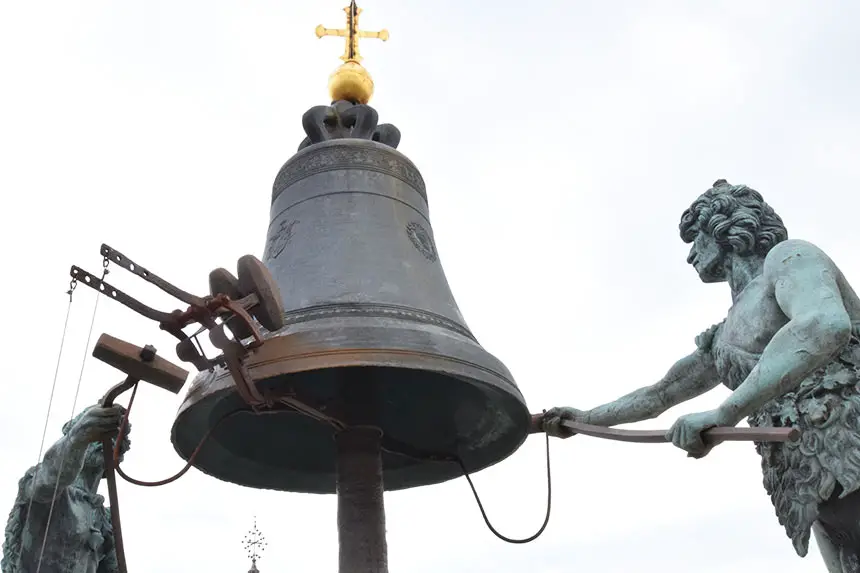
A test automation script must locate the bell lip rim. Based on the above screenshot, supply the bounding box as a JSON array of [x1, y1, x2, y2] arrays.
[[248, 337, 520, 388], [169, 348, 532, 494], [175, 343, 527, 415], [168, 430, 531, 495], [168, 399, 531, 495]]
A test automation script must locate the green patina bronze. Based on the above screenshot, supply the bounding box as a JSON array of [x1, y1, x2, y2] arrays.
[[9, 179, 860, 572], [546, 179, 860, 572], [2, 405, 129, 573]]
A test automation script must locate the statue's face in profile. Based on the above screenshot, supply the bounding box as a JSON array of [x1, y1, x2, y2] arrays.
[[686, 229, 726, 283]]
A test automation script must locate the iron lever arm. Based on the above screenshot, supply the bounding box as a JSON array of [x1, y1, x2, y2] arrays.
[[528, 414, 800, 444], [70, 266, 175, 323], [69, 266, 261, 371], [101, 244, 205, 307]]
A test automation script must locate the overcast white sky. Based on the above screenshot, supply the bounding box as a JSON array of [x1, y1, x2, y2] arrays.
[[2, 0, 859, 571]]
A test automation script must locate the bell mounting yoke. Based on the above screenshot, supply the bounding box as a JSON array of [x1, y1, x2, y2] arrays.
[[71, 244, 286, 409]]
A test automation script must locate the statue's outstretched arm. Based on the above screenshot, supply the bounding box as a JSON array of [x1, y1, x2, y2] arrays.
[[545, 349, 719, 437], [716, 240, 853, 427], [26, 434, 90, 503], [585, 349, 720, 426]]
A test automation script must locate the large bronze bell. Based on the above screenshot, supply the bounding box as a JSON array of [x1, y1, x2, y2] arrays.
[[171, 102, 530, 493]]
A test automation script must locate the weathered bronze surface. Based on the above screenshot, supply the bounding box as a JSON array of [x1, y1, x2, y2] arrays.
[[2, 404, 130, 573], [172, 128, 531, 494]]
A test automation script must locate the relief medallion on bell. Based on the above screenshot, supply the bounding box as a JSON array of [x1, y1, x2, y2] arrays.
[[266, 219, 299, 260], [405, 221, 437, 262]]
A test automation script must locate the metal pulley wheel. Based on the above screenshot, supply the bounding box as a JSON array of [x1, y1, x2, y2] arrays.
[[236, 255, 285, 333]]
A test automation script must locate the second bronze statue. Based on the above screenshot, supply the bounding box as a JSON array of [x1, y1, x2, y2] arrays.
[[544, 179, 860, 573]]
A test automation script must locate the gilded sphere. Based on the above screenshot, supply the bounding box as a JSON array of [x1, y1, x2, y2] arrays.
[[328, 61, 375, 105]]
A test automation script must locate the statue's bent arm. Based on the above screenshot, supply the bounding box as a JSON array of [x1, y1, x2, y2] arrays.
[[586, 349, 720, 427], [716, 240, 853, 426], [26, 434, 89, 503]]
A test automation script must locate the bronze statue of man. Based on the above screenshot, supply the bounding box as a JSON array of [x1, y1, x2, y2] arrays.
[[2, 404, 128, 573], [545, 180, 860, 572]]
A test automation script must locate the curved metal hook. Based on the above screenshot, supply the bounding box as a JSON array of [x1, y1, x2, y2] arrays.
[[99, 376, 139, 573]]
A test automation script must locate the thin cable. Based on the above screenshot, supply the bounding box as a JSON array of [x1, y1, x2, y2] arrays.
[[114, 408, 247, 487], [36, 268, 107, 573], [378, 419, 554, 544], [111, 404, 337, 488], [457, 430, 552, 544], [18, 287, 76, 564]]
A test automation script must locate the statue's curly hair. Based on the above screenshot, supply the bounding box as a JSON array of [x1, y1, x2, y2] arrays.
[[679, 179, 788, 256]]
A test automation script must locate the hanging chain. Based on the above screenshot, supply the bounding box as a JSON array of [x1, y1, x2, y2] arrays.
[[67, 276, 77, 300], [36, 257, 110, 573]]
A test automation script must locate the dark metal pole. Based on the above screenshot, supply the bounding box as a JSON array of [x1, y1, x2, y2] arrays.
[[336, 426, 388, 573]]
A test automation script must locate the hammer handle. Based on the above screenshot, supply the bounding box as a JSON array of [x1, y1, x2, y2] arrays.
[[101, 384, 132, 573], [529, 414, 799, 444]]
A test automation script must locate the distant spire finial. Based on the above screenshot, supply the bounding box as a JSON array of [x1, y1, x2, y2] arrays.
[[242, 517, 267, 572]]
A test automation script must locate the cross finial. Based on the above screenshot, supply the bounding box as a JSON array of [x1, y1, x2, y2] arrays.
[[242, 517, 267, 572], [314, 1, 389, 104], [315, 0, 389, 64]]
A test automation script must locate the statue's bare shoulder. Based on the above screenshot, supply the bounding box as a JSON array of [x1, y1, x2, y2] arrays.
[[763, 239, 839, 278], [763, 239, 859, 324]]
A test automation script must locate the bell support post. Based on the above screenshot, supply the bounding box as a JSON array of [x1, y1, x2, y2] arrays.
[[336, 426, 388, 573]]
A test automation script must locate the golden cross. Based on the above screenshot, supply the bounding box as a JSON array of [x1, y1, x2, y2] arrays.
[[315, 0, 389, 64]]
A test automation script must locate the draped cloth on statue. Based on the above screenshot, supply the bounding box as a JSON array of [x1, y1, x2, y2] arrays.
[[698, 322, 860, 557]]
